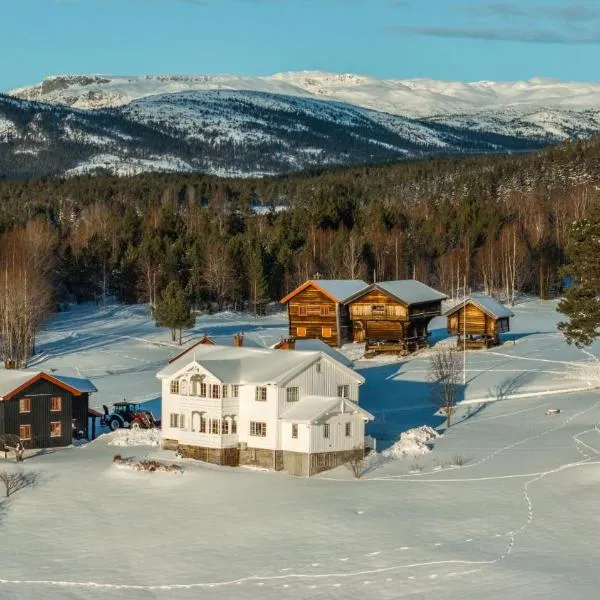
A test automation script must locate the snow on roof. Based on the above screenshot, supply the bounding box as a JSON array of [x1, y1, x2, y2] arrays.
[[313, 280, 368, 302], [280, 396, 374, 424], [158, 344, 364, 385], [0, 370, 97, 399], [445, 295, 514, 319], [270, 339, 353, 367], [374, 280, 448, 305]]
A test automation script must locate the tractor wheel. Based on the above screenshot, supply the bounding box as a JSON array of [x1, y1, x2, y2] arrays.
[[109, 418, 121, 431]]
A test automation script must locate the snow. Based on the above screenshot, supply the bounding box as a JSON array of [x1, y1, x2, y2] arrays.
[[107, 428, 161, 447], [2, 297, 600, 599], [372, 280, 449, 305], [445, 295, 514, 319], [280, 396, 373, 424], [380, 425, 440, 458], [64, 153, 194, 177], [311, 279, 369, 302]]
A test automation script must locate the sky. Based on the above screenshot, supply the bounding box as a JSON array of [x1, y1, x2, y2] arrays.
[[2, 0, 600, 91]]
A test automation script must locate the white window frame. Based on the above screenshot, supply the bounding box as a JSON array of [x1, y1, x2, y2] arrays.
[[323, 423, 330, 438], [232, 385, 239, 398], [337, 385, 349, 399], [286, 387, 299, 402], [170, 380, 179, 394], [250, 421, 267, 437], [291, 423, 298, 439], [345, 422, 352, 437], [255, 387, 267, 402]]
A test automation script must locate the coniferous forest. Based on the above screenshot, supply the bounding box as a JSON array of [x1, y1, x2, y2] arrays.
[[1, 136, 600, 361]]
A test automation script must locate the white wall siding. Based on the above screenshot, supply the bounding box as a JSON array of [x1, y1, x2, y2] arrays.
[[238, 385, 279, 449], [279, 421, 311, 453], [309, 413, 366, 454]]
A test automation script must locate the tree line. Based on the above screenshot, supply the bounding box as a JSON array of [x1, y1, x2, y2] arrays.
[[1, 136, 600, 363]]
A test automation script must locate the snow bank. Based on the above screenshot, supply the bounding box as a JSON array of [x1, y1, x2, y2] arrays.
[[381, 426, 440, 458], [107, 428, 161, 448]]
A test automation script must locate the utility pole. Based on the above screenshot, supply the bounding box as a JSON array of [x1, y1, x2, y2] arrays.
[[462, 275, 467, 387]]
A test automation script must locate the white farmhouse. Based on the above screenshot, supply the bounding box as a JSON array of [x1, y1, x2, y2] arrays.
[[156, 344, 373, 476]]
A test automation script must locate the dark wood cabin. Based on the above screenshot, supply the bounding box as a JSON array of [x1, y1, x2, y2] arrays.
[[280, 279, 368, 347], [0, 371, 96, 449], [346, 280, 448, 355], [445, 296, 513, 348]]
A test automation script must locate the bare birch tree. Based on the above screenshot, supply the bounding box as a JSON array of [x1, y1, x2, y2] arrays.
[[428, 345, 461, 428]]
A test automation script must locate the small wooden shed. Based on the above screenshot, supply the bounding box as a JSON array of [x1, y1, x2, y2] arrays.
[[445, 296, 514, 348]]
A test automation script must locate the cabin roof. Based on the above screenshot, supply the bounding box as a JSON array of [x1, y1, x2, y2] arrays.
[[444, 295, 514, 319], [270, 339, 353, 367], [157, 344, 365, 386], [280, 396, 374, 424], [280, 279, 368, 304], [345, 280, 448, 305], [0, 370, 97, 401]]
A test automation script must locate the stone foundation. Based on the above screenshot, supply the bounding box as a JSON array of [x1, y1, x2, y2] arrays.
[[161, 438, 179, 451], [239, 447, 283, 470], [177, 444, 239, 467]]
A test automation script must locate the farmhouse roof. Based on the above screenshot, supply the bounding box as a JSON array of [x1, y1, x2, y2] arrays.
[[280, 279, 368, 304], [157, 344, 364, 386], [280, 396, 374, 424], [0, 370, 97, 401], [270, 338, 353, 367], [444, 295, 514, 319], [345, 280, 448, 305]]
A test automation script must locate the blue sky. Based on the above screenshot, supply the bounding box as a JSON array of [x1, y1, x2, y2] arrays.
[[2, 0, 600, 91]]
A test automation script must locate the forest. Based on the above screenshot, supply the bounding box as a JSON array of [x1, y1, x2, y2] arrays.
[[1, 135, 599, 363]]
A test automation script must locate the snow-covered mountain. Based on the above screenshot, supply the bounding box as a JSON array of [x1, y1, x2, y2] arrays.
[[1, 89, 553, 179]]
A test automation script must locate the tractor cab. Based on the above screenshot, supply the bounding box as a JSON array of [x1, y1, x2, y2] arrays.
[[101, 400, 159, 431], [112, 402, 140, 421]]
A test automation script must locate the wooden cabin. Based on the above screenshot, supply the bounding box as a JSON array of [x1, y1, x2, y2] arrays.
[[345, 280, 448, 355], [0, 371, 97, 449], [445, 296, 513, 348], [280, 280, 368, 348]]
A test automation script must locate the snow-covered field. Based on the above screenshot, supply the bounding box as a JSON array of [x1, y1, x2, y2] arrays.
[[2, 298, 600, 599]]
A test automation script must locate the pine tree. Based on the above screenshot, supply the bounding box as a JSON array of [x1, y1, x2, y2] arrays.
[[154, 281, 195, 344], [557, 209, 600, 347]]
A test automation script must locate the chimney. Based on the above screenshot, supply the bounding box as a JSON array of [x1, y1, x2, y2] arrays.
[[234, 333, 244, 347], [278, 337, 296, 350]]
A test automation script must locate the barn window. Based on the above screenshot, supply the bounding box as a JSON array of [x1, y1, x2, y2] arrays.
[[345, 422, 352, 437], [372, 304, 385, 316], [291, 423, 298, 439], [321, 327, 332, 338], [255, 387, 267, 402], [323, 423, 330, 438], [170, 380, 179, 394], [286, 387, 299, 402], [50, 422, 62, 438], [232, 385, 239, 398], [297, 326, 307, 337], [19, 398, 31, 414], [19, 424, 32, 441], [50, 397, 62, 412], [298, 305, 307, 316], [337, 385, 349, 399], [250, 421, 267, 437], [320, 305, 330, 317]]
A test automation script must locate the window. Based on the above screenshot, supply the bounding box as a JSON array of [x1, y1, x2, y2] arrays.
[[19, 397, 31, 414], [321, 327, 332, 338], [200, 382, 207, 398], [297, 326, 307, 337], [211, 384, 221, 399], [323, 423, 330, 438], [345, 422, 352, 437], [372, 304, 385, 316], [250, 421, 267, 437], [232, 385, 239, 398], [286, 387, 299, 402], [170, 413, 185, 429], [222, 419, 230, 434], [19, 424, 31, 441], [170, 380, 179, 394], [222, 385, 229, 398], [291, 423, 298, 439], [200, 416, 206, 433], [320, 305, 330, 316], [231, 417, 237, 434], [210, 419, 220, 434], [255, 387, 267, 402], [180, 380, 188, 395], [298, 305, 307, 316], [50, 421, 62, 438], [316, 361, 322, 374], [337, 385, 349, 399], [50, 396, 62, 412]]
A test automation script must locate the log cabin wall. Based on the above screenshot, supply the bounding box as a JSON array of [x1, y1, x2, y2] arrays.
[[448, 304, 495, 336], [287, 285, 341, 347]]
